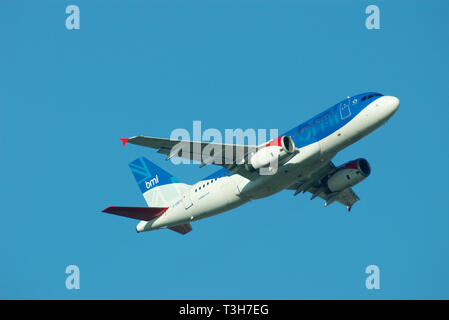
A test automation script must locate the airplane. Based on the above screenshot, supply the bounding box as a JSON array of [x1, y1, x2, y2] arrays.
[[102, 92, 400, 235]]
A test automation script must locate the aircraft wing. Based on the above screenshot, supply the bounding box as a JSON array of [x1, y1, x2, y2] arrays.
[[122, 136, 260, 179], [287, 161, 360, 210]]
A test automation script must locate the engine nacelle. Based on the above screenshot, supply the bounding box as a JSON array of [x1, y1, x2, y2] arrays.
[[327, 158, 371, 192], [247, 136, 296, 170]]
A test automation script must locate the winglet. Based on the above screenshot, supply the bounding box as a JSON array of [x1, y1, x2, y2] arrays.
[[120, 138, 130, 146]]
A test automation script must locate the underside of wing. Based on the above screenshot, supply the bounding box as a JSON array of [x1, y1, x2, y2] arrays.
[[308, 185, 360, 208], [126, 136, 254, 162], [124, 135, 260, 179], [287, 161, 360, 210]]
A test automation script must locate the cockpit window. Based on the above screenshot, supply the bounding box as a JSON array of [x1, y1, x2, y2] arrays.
[[362, 93, 382, 102]]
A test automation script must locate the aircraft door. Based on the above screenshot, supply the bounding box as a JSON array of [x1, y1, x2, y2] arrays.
[[182, 192, 193, 209], [339, 98, 352, 120]]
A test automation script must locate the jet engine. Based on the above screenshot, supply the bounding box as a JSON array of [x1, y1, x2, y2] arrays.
[[327, 158, 371, 192], [247, 136, 296, 170]]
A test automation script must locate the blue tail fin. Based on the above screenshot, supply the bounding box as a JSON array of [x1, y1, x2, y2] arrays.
[[129, 157, 180, 194], [128, 157, 189, 207]]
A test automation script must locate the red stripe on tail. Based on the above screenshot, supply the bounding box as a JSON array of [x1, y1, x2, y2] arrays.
[[102, 206, 168, 221]]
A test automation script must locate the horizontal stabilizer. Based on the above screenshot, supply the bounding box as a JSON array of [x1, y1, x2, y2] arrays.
[[169, 223, 192, 235], [102, 206, 168, 221]]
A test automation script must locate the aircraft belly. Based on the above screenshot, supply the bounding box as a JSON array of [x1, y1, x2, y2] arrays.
[[238, 167, 303, 200]]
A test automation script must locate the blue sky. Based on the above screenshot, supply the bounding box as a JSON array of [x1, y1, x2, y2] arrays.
[[1, 0, 448, 299]]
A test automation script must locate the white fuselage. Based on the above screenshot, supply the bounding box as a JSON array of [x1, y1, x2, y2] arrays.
[[136, 96, 399, 232]]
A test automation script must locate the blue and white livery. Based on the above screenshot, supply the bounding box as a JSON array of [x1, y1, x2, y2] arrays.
[[103, 93, 400, 234]]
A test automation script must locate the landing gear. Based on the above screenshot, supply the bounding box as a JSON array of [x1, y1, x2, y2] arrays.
[[347, 206, 352, 212]]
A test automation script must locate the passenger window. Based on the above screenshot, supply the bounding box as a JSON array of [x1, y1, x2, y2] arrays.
[[362, 96, 366, 101]]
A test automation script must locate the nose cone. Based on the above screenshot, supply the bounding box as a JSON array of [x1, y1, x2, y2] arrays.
[[381, 95, 400, 116], [373, 95, 400, 122]]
